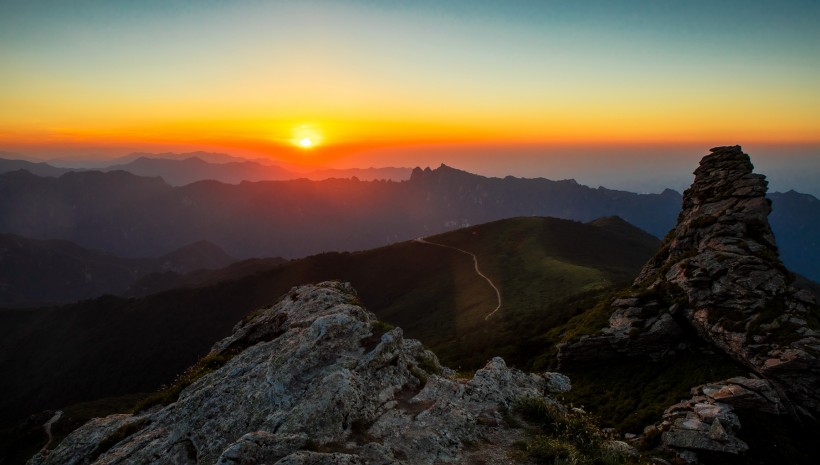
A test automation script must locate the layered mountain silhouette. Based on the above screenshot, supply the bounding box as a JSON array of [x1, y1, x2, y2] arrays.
[[0, 236, 239, 307], [1, 163, 818, 281], [0, 165, 677, 258], [0, 157, 72, 177], [0, 154, 411, 185]]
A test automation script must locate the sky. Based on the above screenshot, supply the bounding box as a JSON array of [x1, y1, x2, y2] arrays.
[[1, 0, 818, 192]]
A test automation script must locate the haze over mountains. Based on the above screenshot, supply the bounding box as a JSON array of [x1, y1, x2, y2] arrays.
[[1, 159, 818, 281], [0, 235, 241, 307], [0, 153, 412, 185]]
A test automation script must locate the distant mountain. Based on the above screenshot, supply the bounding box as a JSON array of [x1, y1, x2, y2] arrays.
[[46, 151, 260, 168], [0, 235, 238, 307], [0, 165, 677, 256], [0, 158, 72, 177], [117, 151, 267, 165], [306, 166, 412, 181], [0, 164, 816, 278], [101, 156, 412, 185], [768, 190, 820, 282], [2, 153, 412, 186], [125, 256, 288, 297], [102, 156, 299, 186], [0, 216, 659, 429]]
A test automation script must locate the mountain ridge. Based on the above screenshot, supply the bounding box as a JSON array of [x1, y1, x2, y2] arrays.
[[2, 162, 817, 280], [0, 235, 238, 307]]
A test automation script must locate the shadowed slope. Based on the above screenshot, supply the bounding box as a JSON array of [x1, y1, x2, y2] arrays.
[[0, 216, 658, 433]]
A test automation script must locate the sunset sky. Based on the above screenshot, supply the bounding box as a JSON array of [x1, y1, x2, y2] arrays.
[[1, 0, 818, 191]]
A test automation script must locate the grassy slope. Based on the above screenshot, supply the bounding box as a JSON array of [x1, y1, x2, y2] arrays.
[[0, 217, 658, 431]]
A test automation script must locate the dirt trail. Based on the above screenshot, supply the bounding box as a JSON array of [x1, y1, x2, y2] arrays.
[[414, 237, 502, 320], [37, 410, 63, 455]]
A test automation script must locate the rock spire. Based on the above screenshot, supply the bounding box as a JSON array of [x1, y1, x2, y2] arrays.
[[558, 146, 820, 416]]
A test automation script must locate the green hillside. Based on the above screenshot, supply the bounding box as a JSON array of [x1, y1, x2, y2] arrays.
[[0, 216, 659, 462]]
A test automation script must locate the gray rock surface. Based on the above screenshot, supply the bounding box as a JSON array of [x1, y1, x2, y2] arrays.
[[558, 146, 820, 415], [30, 281, 565, 465], [658, 376, 785, 462]]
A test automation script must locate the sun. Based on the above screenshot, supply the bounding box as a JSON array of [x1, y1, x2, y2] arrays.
[[291, 124, 323, 150]]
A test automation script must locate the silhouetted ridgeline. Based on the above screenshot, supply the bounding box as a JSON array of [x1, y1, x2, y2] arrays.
[[0, 235, 239, 307], [1, 164, 817, 280], [0, 154, 411, 185], [0, 165, 676, 258]]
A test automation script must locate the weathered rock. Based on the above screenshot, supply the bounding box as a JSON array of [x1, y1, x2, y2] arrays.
[[558, 146, 820, 415], [31, 282, 566, 465], [658, 376, 785, 462]]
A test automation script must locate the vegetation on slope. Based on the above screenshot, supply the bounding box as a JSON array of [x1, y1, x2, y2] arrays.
[[0, 216, 659, 433], [514, 397, 642, 465]]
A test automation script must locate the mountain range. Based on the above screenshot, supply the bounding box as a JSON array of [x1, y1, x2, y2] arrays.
[[0, 235, 243, 307], [1, 162, 818, 281], [0, 153, 412, 185]]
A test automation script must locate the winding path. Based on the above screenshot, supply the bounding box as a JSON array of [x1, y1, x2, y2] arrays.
[[414, 237, 502, 320], [38, 410, 63, 455]]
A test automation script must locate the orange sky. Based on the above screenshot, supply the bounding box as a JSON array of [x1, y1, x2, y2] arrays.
[[1, 1, 819, 169]]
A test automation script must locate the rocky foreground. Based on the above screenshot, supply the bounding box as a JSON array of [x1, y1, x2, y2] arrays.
[[30, 281, 572, 465]]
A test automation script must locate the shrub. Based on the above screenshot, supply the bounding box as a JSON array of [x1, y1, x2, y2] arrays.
[[514, 397, 641, 465], [416, 352, 441, 376], [526, 436, 582, 464]]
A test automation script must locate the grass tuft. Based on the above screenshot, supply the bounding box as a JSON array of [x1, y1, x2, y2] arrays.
[[514, 397, 640, 465]]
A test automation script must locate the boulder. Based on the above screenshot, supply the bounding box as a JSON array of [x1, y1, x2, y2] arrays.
[[658, 376, 785, 462]]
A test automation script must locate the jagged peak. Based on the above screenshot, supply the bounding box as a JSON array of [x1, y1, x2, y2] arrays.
[[409, 163, 482, 182]]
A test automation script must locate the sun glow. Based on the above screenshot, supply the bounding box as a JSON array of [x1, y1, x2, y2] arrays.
[[292, 125, 323, 150]]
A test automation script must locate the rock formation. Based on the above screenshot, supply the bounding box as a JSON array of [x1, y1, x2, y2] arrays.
[[658, 376, 785, 458], [30, 281, 571, 465], [558, 146, 820, 415]]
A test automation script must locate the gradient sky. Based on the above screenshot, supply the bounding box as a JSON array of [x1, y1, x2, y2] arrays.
[[1, 0, 818, 190]]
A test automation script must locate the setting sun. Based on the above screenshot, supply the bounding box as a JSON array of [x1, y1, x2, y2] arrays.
[[291, 124, 323, 150]]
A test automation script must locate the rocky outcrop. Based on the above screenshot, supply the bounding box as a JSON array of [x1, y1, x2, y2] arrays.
[[558, 146, 820, 416], [31, 282, 570, 465], [658, 376, 785, 462]]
